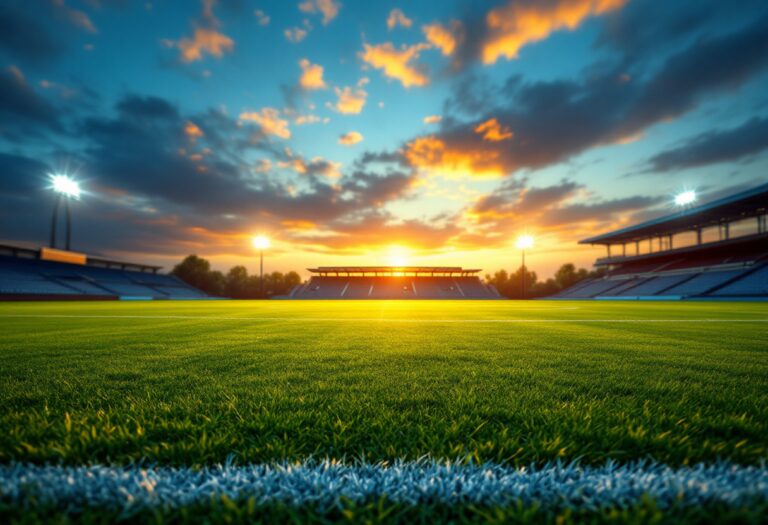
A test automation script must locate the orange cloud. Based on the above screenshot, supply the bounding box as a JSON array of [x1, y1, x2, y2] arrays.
[[329, 85, 367, 114], [359, 42, 430, 88], [387, 8, 412, 30], [338, 131, 363, 145], [422, 21, 461, 56], [239, 108, 291, 139], [284, 27, 308, 43], [404, 136, 507, 178], [254, 9, 270, 26], [474, 118, 513, 141], [184, 121, 204, 139], [176, 28, 234, 62], [483, 0, 627, 64], [423, 115, 442, 124], [298, 58, 326, 90], [299, 0, 341, 25]]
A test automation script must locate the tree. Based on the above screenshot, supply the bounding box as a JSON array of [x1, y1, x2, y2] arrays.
[[225, 265, 250, 299], [171, 255, 224, 296]]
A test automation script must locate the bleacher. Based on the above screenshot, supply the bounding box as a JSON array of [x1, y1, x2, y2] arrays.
[[0, 244, 208, 300], [291, 267, 499, 299], [553, 183, 768, 300]]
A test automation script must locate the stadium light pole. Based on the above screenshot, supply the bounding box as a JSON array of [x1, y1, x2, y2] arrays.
[[516, 235, 534, 299], [49, 174, 81, 251], [252, 235, 270, 296]]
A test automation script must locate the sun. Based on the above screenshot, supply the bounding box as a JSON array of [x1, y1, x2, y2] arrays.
[[387, 246, 409, 267]]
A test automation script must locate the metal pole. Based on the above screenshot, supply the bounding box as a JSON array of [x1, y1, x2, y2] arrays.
[[65, 198, 72, 251], [260, 249, 264, 296], [50, 194, 61, 248], [521, 249, 525, 300]]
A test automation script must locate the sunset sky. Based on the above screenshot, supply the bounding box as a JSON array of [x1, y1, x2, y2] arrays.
[[1, 0, 768, 278]]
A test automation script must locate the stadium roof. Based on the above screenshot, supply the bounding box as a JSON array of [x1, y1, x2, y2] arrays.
[[308, 266, 482, 274], [0, 242, 163, 272], [580, 182, 768, 245]]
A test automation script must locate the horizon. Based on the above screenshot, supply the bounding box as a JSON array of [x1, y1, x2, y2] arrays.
[[2, 0, 768, 279]]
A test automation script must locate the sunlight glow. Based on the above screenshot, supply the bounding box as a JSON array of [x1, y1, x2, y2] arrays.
[[388, 246, 409, 267], [516, 235, 534, 251], [252, 235, 271, 250], [50, 174, 81, 199], [675, 190, 697, 207]]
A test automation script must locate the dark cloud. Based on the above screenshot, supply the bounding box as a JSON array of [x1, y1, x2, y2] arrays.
[[646, 116, 768, 173], [0, 66, 62, 140], [0, 4, 62, 64], [407, 15, 768, 177]]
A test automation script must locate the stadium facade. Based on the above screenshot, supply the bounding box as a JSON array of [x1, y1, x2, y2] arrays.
[[290, 267, 500, 299], [554, 183, 768, 300], [0, 243, 208, 300]]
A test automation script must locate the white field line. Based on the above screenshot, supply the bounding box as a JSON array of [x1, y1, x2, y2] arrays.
[[1, 461, 766, 512], [0, 314, 767, 323]]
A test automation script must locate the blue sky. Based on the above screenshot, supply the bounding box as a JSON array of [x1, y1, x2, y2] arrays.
[[1, 0, 767, 276]]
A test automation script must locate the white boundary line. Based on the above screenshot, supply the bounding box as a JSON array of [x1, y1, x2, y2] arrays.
[[1, 461, 766, 512], [0, 314, 767, 323]]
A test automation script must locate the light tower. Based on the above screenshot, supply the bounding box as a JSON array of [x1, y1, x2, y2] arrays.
[[516, 235, 534, 299], [49, 174, 81, 251], [252, 235, 271, 296]]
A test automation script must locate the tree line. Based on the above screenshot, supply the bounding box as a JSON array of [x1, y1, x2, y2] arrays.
[[485, 263, 605, 299], [170, 255, 603, 299], [170, 255, 301, 298]]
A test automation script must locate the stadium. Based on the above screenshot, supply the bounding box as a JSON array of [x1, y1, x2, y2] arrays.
[[2, 1, 768, 524]]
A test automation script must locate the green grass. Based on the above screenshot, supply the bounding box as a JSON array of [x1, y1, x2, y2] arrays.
[[4, 499, 768, 525], [0, 300, 767, 467]]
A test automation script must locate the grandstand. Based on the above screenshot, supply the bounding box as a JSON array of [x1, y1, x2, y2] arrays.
[[0, 243, 208, 300], [291, 267, 500, 299], [553, 183, 768, 300]]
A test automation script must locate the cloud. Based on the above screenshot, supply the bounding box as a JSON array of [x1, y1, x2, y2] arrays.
[[404, 136, 508, 179], [293, 113, 329, 125], [405, 15, 768, 178], [284, 27, 308, 43], [175, 28, 234, 62], [329, 85, 367, 114], [184, 121, 204, 140], [298, 58, 326, 90], [52, 0, 98, 33], [423, 21, 461, 56], [0, 65, 62, 139], [298, 0, 341, 25], [239, 108, 291, 139], [338, 131, 363, 146], [646, 116, 768, 173], [423, 115, 442, 124], [0, 5, 63, 65], [474, 118, 513, 142], [359, 42, 430, 88], [482, 0, 627, 64], [254, 9, 270, 26], [387, 8, 412, 30]]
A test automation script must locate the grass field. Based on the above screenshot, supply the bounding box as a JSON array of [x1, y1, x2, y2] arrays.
[[1, 300, 767, 523]]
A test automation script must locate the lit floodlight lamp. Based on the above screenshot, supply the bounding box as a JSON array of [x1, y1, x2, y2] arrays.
[[674, 190, 696, 207], [51, 174, 81, 199], [49, 174, 82, 251], [516, 235, 534, 251], [252, 235, 271, 250]]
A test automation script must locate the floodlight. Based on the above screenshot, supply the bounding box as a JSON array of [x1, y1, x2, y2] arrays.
[[675, 190, 696, 207], [50, 174, 81, 199], [252, 235, 270, 250], [516, 235, 534, 250]]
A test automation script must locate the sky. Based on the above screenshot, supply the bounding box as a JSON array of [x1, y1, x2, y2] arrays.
[[1, 0, 767, 278]]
